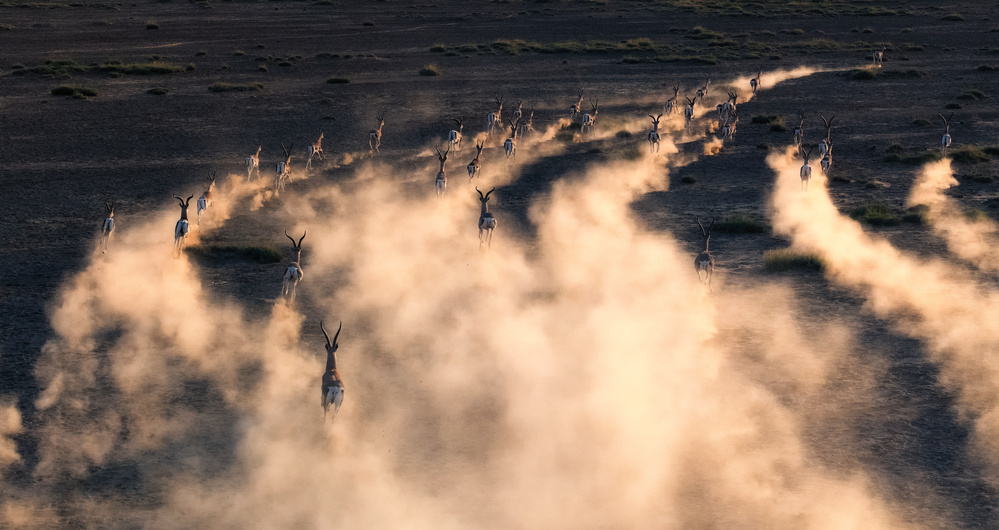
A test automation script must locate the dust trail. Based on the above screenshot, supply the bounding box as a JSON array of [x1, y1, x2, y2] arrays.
[[768, 148, 999, 486], [0, 396, 20, 468], [908, 159, 999, 273]]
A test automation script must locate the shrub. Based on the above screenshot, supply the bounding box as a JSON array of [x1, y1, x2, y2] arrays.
[[419, 64, 441, 76], [680, 176, 696, 184], [903, 204, 929, 224], [185, 244, 283, 263], [147, 87, 168, 95], [850, 202, 899, 225], [51, 85, 97, 97], [258, 64, 268, 72], [978, 64, 999, 71], [950, 146, 991, 164], [429, 44, 447, 53], [326, 77, 350, 84], [145, 19, 160, 29], [714, 215, 767, 234], [97, 61, 186, 75], [963, 207, 990, 222], [944, 102, 962, 109], [195, 50, 207, 56], [940, 14, 965, 21], [764, 248, 824, 272], [847, 68, 877, 80], [615, 130, 632, 138], [208, 82, 263, 92], [911, 118, 932, 127]]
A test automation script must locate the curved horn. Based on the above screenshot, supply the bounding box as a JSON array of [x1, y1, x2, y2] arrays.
[[332, 321, 341, 349], [186, 195, 193, 205], [320, 320, 331, 348], [285, 229, 296, 245], [484, 188, 496, 200], [696, 216, 706, 237], [475, 187, 485, 200], [297, 231, 307, 247]]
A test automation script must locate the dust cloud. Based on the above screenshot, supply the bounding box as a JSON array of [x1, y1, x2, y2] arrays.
[[768, 148, 999, 490], [0, 72, 930, 529]]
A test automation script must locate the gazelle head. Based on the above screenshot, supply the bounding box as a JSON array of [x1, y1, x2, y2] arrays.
[[476, 187, 495, 210], [475, 140, 484, 156], [453, 116, 463, 130], [800, 145, 816, 163], [254, 139, 262, 155], [495, 95, 504, 110], [174, 195, 194, 219], [281, 142, 293, 163], [436, 144, 450, 165], [317, 131, 324, 142], [671, 82, 680, 97], [727, 90, 738, 104], [507, 117, 519, 137], [285, 229, 306, 262], [527, 107, 534, 123], [206, 170, 216, 191], [696, 217, 714, 250], [321, 319, 341, 359], [376, 114, 385, 129], [685, 96, 696, 107], [796, 110, 805, 126], [590, 98, 599, 115], [649, 113, 662, 129], [939, 113, 953, 133], [105, 200, 116, 218]]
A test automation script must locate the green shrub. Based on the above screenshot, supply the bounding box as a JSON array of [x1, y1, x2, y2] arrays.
[[208, 82, 263, 92], [764, 248, 824, 272], [903, 204, 929, 224], [429, 44, 447, 52], [963, 207, 990, 222], [51, 85, 97, 97], [850, 202, 899, 225], [713, 215, 767, 234], [419, 64, 441, 76], [97, 61, 186, 75], [847, 68, 877, 80], [145, 19, 160, 29], [950, 146, 991, 164]]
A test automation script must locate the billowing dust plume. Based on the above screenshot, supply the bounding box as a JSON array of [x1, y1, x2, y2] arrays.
[[768, 148, 999, 488]]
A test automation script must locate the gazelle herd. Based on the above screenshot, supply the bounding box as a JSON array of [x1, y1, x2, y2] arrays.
[[93, 59, 968, 423]]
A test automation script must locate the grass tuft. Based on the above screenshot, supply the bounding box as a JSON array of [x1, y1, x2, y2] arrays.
[[208, 82, 263, 93], [940, 14, 965, 22], [185, 244, 283, 263], [850, 201, 899, 225], [146, 87, 168, 95], [145, 19, 159, 29], [950, 146, 992, 164], [764, 248, 824, 272], [713, 215, 767, 234], [963, 207, 990, 222], [51, 85, 97, 98], [419, 64, 441, 76], [903, 204, 929, 224], [846, 68, 878, 80], [97, 61, 187, 75]]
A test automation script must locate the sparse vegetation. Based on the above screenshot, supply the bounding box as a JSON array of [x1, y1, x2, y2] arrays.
[[208, 82, 263, 93], [940, 14, 965, 22], [750, 115, 786, 131], [903, 204, 929, 224], [944, 102, 962, 109], [146, 87, 168, 95], [615, 130, 632, 138], [850, 201, 899, 225], [978, 64, 999, 71], [950, 146, 992, 164], [883, 144, 941, 165], [326, 77, 350, 84], [680, 176, 696, 184], [185, 244, 283, 264], [419, 64, 441, 76], [764, 248, 824, 272], [145, 19, 159, 29], [911, 118, 932, 127], [847, 68, 878, 80], [97, 61, 187, 75], [714, 215, 767, 234], [963, 207, 990, 222], [51, 85, 97, 98]]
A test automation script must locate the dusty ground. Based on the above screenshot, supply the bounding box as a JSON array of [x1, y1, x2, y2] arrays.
[[2, 0, 999, 526]]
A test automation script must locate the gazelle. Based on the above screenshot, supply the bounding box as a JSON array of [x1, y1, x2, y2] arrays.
[[306, 132, 324, 171], [684, 96, 696, 130], [799, 146, 815, 191], [695, 77, 710, 102], [173, 195, 194, 254], [694, 217, 715, 291], [476, 187, 498, 248], [486, 95, 504, 136], [504, 118, 518, 163], [282, 230, 306, 303], [275, 142, 293, 192], [517, 108, 536, 139], [245, 141, 261, 182], [369, 115, 385, 154], [750, 67, 762, 95], [448, 117, 464, 152], [820, 142, 832, 176], [939, 113, 953, 154], [664, 82, 680, 116], [467, 141, 484, 182], [721, 113, 738, 140], [648, 113, 662, 153], [873, 45, 885, 68], [819, 115, 834, 158], [569, 89, 584, 119], [99, 200, 116, 254], [580, 99, 598, 136], [196, 171, 216, 226], [435, 144, 450, 199], [320, 320, 344, 422], [512, 100, 524, 123], [792, 111, 804, 148], [718, 90, 737, 124]]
